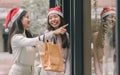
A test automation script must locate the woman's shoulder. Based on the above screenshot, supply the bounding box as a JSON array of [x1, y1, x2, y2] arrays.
[[12, 34, 24, 41]]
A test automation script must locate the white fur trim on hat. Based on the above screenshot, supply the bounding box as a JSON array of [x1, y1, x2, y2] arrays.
[[102, 11, 115, 18], [48, 10, 63, 17]]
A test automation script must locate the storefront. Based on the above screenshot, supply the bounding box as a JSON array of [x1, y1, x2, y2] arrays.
[[49, 0, 119, 75]]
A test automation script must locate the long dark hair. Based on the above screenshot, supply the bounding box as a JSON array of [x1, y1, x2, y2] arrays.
[[47, 15, 69, 48], [8, 10, 32, 54]]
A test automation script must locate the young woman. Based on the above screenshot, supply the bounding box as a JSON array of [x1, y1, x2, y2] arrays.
[[6, 8, 66, 75], [101, 7, 116, 75], [93, 7, 116, 75], [40, 6, 70, 75]]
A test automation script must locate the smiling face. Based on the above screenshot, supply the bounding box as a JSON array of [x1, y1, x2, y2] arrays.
[[21, 13, 30, 29], [48, 13, 61, 29], [106, 13, 116, 24]]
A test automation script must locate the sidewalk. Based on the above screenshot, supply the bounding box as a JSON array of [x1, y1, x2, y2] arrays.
[[0, 52, 13, 75]]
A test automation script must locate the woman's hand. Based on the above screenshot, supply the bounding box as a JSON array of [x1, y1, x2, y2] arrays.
[[53, 24, 68, 35]]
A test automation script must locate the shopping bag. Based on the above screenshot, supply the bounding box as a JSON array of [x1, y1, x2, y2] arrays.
[[42, 42, 64, 72]]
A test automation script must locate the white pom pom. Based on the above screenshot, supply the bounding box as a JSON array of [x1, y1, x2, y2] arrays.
[[5, 28, 9, 32]]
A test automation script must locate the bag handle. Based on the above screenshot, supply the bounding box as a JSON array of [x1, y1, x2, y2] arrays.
[[43, 35, 57, 44]]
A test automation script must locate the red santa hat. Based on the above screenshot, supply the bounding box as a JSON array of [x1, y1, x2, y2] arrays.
[[5, 8, 24, 32], [48, 6, 63, 17], [101, 7, 115, 18]]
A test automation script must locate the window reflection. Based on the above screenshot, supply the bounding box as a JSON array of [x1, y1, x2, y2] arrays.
[[91, 0, 116, 75]]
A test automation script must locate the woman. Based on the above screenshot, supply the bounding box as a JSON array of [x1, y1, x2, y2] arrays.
[[94, 7, 116, 75], [40, 6, 70, 75], [6, 8, 66, 75]]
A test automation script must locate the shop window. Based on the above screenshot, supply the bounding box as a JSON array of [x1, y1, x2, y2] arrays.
[[91, 0, 117, 75]]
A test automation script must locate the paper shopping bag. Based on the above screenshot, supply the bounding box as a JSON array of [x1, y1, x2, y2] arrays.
[[42, 42, 64, 72]]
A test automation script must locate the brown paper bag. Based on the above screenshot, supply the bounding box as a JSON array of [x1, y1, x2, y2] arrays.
[[42, 42, 64, 72]]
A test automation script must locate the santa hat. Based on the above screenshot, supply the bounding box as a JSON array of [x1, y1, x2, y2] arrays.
[[5, 8, 24, 32], [48, 6, 63, 17], [101, 7, 115, 18]]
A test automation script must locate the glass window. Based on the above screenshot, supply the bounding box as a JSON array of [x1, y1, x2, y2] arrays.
[[91, 0, 116, 75]]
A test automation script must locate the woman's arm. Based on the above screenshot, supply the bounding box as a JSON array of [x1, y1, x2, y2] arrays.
[[11, 34, 40, 47], [11, 32, 54, 47]]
